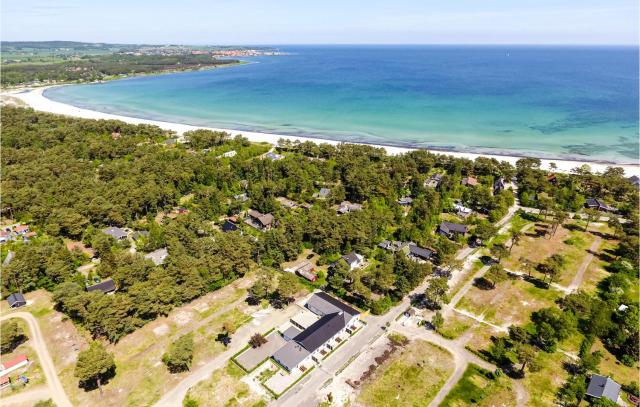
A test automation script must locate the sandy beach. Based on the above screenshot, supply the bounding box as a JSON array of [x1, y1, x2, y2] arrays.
[[4, 86, 639, 176]]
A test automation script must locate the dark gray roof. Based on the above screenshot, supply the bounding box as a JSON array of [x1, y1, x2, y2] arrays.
[[439, 221, 468, 234], [103, 227, 128, 240], [282, 326, 302, 341], [87, 279, 116, 293], [585, 198, 615, 212], [272, 340, 310, 370], [294, 312, 348, 353], [586, 375, 621, 402], [222, 220, 240, 232], [306, 292, 359, 318], [7, 293, 26, 306], [585, 198, 600, 207], [409, 244, 433, 260]]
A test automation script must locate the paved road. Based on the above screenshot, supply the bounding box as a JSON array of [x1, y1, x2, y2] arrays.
[[0, 312, 73, 407], [154, 303, 300, 407], [568, 236, 602, 291]]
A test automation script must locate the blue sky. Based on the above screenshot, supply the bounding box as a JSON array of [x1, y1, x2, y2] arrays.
[[2, 0, 638, 45]]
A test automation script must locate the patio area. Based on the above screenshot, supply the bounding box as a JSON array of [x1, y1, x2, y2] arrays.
[[234, 331, 287, 372]]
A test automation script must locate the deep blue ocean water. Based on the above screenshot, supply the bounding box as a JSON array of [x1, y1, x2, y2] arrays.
[[46, 45, 639, 163]]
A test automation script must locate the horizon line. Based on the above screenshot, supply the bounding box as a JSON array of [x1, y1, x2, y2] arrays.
[[1, 40, 638, 47]]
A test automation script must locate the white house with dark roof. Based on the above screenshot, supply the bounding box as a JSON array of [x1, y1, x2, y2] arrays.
[[340, 252, 365, 270], [272, 292, 360, 373], [378, 241, 433, 262], [586, 374, 621, 403], [585, 198, 616, 212], [438, 221, 468, 239]]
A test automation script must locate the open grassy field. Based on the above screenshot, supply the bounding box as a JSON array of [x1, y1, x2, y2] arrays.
[[437, 312, 475, 340], [183, 362, 264, 407], [357, 340, 454, 407], [456, 277, 561, 327], [440, 364, 516, 407], [449, 259, 484, 299], [521, 350, 569, 407], [503, 221, 598, 287], [593, 340, 639, 387], [464, 324, 498, 357], [9, 276, 257, 407]]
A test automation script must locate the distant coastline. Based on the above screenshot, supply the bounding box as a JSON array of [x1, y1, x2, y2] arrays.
[[4, 85, 639, 176], [0, 59, 250, 92]]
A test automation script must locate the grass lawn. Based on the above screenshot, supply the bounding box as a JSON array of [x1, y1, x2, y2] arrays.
[[510, 211, 538, 232], [13, 277, 256, 407], [522, 350, 568, 407], [440, 364, 516, 407], [457, 277, 561, 327], [464, 324, 498, 358], [437, 312, 474, 340], [195, 287, 248, 319], [593, 339, 639, 387], [449, 259, 484, 300], [503, 222, 598, 287], [184, 362, 264, 407], [357, 340, 454, 407]]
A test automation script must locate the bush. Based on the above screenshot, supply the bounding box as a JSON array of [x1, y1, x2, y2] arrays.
[[163, 333, 195, 373], [0, 320, 27, 353]]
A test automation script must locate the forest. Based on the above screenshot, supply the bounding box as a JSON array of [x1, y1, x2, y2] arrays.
[[1, 53, 239, 86], [1, 105, 637, 373]]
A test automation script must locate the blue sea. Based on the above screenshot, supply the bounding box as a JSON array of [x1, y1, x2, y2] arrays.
[[46, 45, 639, 163]]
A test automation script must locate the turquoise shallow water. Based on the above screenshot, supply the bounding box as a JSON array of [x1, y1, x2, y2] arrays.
[[46, 45, 639, 163]]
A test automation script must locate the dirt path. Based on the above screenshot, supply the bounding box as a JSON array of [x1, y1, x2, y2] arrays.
[[0, 385, 51, 406], [568, 236, 602, 291], [514, 381, 529, 407], [390, 323, 496, 407], [0, 312, 73, 407]]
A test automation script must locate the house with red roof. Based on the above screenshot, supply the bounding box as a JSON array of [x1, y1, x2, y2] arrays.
[[0, 354, 29, 377], [13, 225, 30, 235], [0, 375, 10, 389]]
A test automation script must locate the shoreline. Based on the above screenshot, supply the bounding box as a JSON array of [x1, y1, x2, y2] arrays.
[[0, 59, 250, 92], [4, 86, 639, 176]]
